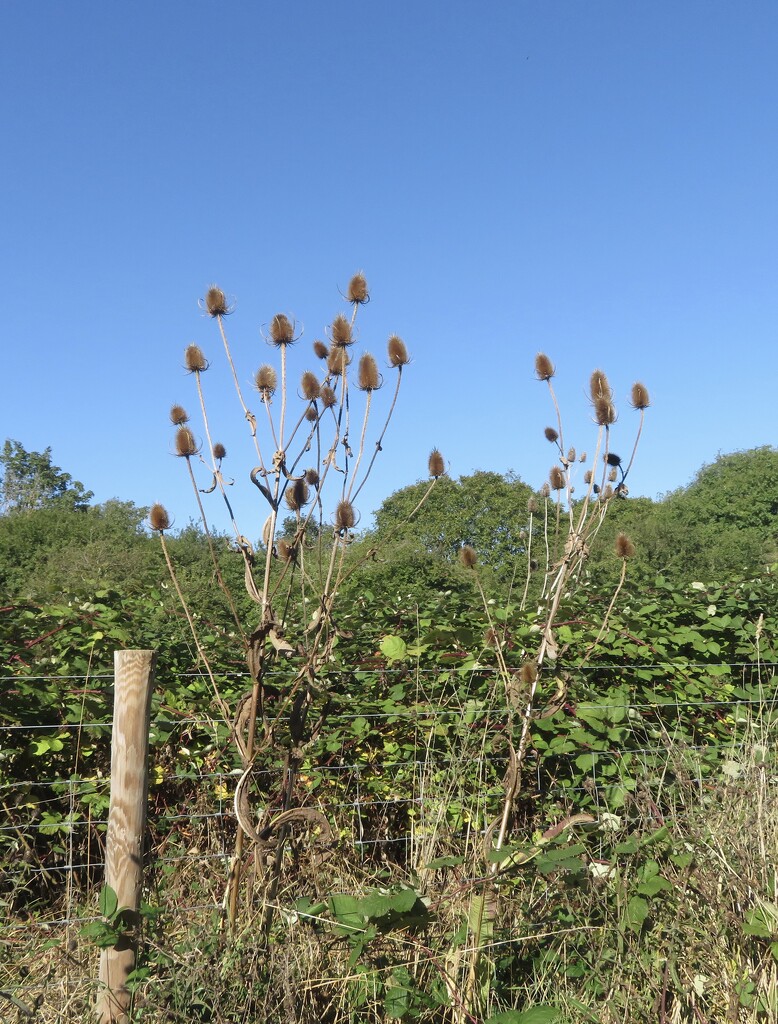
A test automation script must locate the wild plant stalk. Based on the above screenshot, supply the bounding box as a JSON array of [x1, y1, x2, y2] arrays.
[[154, 273, 437, 935], [458, 354, 649, 1022]]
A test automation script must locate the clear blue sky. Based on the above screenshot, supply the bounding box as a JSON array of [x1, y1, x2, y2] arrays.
[[2, 2, 777, 538]]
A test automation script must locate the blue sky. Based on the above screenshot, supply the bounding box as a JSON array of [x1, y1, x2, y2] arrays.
[[2, 2, 777, 539]]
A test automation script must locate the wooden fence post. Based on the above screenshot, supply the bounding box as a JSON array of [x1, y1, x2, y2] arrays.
[[95, 650, 156, 1024]]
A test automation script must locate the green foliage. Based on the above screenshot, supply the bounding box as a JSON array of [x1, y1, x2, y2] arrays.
[[0, 439, 93, 514]]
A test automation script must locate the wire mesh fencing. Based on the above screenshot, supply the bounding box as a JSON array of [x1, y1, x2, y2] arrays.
[[2, 660, 777, 1018]]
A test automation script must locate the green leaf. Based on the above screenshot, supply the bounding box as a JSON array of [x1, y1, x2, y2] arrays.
[[424, 855, 465, 869], [380, 634, 408, 662], [484, 1007, 561, 1023], [99, 885, 118, 919], [624, 895, 649, 932]]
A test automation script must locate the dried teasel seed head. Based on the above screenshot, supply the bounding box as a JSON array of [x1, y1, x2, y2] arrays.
[[590, 369, 611, 402], [549, 466, 565, 491], [540, 482, 551, 498], [605, 452, 622, 466], [346, 271, 369, 304], [269, 313, 295, 346], [544, 427, 559, 444], [584, 470, 593, 484], [334, 500, 356, 533], [615, 532, 636, 559], [285, 478, 310, 512], [184, 344, 208, 372], [212, 442, 227, 461], [305, 468, 320, 488], [204, 285, 230, 317], [305, 406, 318, 422], [255, 364, 277, 398], [601, 484, 614, 499], [320, 385, 337, 409], [459, 545, 477, 569], [594, 397, 616, 425], [175, 427, 199, 457], [428, 448, 445, 478], [313, 339, 329, 360], [357, 353, 381, 391], [387, 334, 410, 367], [149, 503, 171, 532], [520, 661, 538, 686], [534, 353, 555, 381], [328, 347, 351, 376], [485, 627, 501, 648], [579, 452, 587, 463], [330, 313, 353, 347], [527, 497, 538, 514], [277, 539, 296, 563], [301, 371, 321, 401], [608, 467, 618, 482], [170, 404, 189, 425], [567, 447, 576, 463], [630, 382, 650, 410]]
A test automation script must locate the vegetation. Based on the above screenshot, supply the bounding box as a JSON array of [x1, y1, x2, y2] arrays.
[[2, 279, 777, 1022]]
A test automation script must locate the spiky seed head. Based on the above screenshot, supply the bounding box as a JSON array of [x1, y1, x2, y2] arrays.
[[335, 500, 356, 532], [549, 466, 565, 490], [320, 385, 337, 408], [357, 353, 381, 391], [387, 334, 410, 367], [459, 545, 477, 569], [579, 452, 587, 462], [313, 339, 329, 360], [184, 344, 208, 372], [327, 346, 351, 376], [520, 661, 538, 686], [428, 448, 445, 478], [544, 426, 559, 443], [601, 484, 614, 499], [255, 364, 277, 398], [269, 313, 295, 346], [301, 371, 320, 401], [330, 313, 353, 347], [212, 442, 227, 460], [149, 503, 170, 532], [485, 627, 500, 649], [277, 539, 296, 563], [347, 272, 369, 304], [285, 478, 310, 512], [175, 427, 199, 457], [630, 382, 650, 410], [170, 404, 189, 425], [305, 468, 320, 487], [590, 369, 611, 402], [305, 407, 318, 422], [594, 397, 616, 425], [540, 482, 551, 498], [605, 452, 622, 466], [584, 470, 593, 484], [567, 447, 576, 463], [615, 532, 636, 559], [527, 497, 537, 514], [608, 467, 618, 482], [534, 353, 555, 381], [205, 285, 230, 317]]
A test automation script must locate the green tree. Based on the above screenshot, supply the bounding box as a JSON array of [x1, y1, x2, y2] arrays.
[[0, 440, 93, 513]]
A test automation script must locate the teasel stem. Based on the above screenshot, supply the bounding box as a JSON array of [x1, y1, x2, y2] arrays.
[[545, 377, 565, 465], [182, 454, 247, 644], [622, 406, 645, 483], [540, 494, 551, 600], [278, 343, 288, 451], [351, 365, 403, 504], [157, 532, 245, 760], [215, 313, 268, 475], [581, 557, 629, 665], [573, 423, 605, 537], [519, 508, 534, 612], [346, 389, 373, 503]]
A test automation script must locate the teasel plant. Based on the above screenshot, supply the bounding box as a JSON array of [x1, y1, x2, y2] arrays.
[[458, 354, 649, 1023], [152, 272, 441, 935]]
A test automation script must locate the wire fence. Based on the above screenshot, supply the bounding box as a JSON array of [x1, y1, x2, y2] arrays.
[[2, 660, 777, 1016]]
